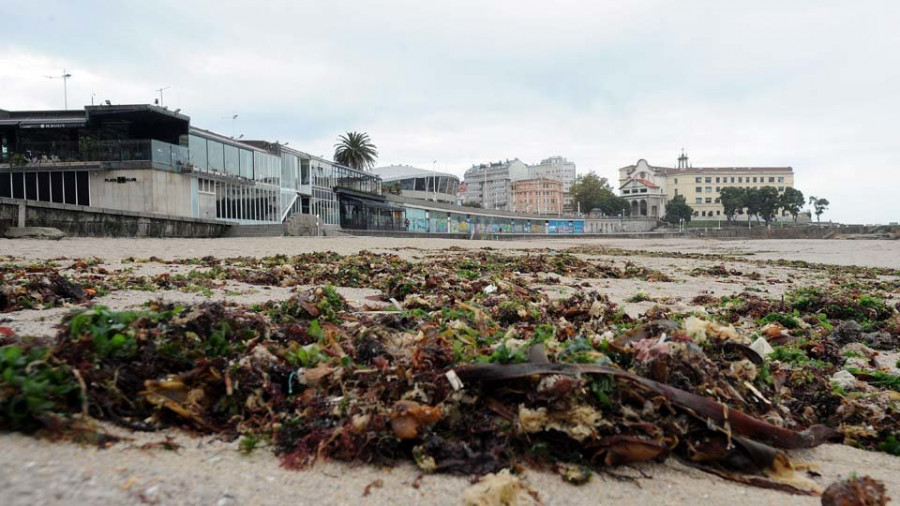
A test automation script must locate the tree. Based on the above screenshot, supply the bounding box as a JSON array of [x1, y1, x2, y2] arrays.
[[755, 186, 781, 225], [662, 194, 693, 224], [779, 187, 805, 222], [808, 196, 830, 222], [594, 195, 631, 217], [333, 132, 378, 170], [744, 188, 761, 224], [570, 172, 616, 214], [719, 187, 746, 222]]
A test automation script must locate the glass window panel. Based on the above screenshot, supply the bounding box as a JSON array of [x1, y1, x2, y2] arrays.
[[38, 172, 50, 201], [188, 135, 208, 172], [224, 144, 239, 176], [11, 173, 24, 199], [76, 171, 89, 205], [50, 172, 63, 203], [208, 141, 225, 173], [0, 173, 10, 198], [63, 172, 76, 203], [240, 149, 253, 179], [25, 173, 37, 200]]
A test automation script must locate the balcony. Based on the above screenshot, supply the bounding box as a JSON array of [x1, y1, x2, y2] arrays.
[[1, 139, 189, 173]]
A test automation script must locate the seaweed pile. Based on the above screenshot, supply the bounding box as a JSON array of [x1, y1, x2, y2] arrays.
[[1, 260, 92, 312], [1, 250, 899, 498]]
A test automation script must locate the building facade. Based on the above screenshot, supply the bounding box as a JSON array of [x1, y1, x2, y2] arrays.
[[371, 164, 460, 204], [0, 104, 397, 230], [618, 154, 795, 220], [461, 159, 528, 211], [510, 177, 563, 215], [527, 156, 576, 211]]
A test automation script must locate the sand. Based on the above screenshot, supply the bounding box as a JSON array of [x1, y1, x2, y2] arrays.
[[1, 235, 899, 505]]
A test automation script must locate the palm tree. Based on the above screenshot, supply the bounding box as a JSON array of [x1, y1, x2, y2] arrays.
[[333, 132, 378, 171]]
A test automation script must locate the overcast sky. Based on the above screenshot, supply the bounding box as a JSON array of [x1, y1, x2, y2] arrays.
[[2, 0, 898, 223]]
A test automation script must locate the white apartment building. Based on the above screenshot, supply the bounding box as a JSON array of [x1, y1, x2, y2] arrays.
[[462, 159, 529, 211]]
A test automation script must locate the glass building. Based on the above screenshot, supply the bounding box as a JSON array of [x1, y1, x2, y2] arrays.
[[0, 104, 399, 230]]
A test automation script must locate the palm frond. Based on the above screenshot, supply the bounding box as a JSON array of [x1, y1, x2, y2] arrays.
[[333, 131, 378, 171]]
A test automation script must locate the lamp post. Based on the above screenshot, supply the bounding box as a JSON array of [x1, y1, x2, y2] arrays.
[[222, 114, 239, 138], [44, 70, 72, 110]]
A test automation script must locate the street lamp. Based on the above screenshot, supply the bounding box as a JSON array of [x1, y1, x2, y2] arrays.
[[221, 114, 239, 138], [44, 69, 72, 110]]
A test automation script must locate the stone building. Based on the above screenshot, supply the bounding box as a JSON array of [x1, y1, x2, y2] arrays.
[[527, 156, 576, 211], [618, 152, 795, 220], [510, 177, 563, 215]]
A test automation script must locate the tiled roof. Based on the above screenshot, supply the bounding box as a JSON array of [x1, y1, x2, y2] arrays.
[[633, 178, 660, 189]]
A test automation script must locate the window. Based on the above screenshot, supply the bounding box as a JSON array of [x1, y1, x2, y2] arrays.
[[705, 177, 712, 183], [778, 176, 785, 183], [224, 144, 239, 176], [207, 140, 225, 173], [622, 189, 630, 194], [0, 172, 10, 198], [705, 197, 712, 203], [25, 173, 37, 200], [674, 178, 678, 184], [738, 177, 743, 183], [714, 198, 720, 203], [240, 149, 254, 179], [778, 186, 785, 191], [768, 177, 775, 183], [695, 177, 701, 183], [674, 189, 678, 196], [695, 198, 702, 204], [715, 177, 720, 183], [730, 177, 735, 183], [188, 135, 208, 172], [752, 177, 758, 183], [696, 186, 702, 193], [63, 172, 76, 204], [716, 211, 720, 216], [705, 187, 712, 193], [715, 187, 720, 192]]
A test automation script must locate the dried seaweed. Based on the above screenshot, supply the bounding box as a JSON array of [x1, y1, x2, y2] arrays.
[[1, 248, 899, 499]]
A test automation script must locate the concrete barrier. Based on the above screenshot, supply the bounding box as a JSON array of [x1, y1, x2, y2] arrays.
[[0, 198, 230, 238]]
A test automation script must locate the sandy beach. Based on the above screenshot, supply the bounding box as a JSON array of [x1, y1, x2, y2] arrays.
[[1, 236, 899, 505]]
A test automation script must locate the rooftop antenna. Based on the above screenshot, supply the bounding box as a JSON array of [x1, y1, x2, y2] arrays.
[[155, 86, 171, 107], [44, 69, 72, 110]]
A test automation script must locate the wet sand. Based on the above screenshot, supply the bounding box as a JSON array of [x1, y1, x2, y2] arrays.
[[1, 236, 898, 505]]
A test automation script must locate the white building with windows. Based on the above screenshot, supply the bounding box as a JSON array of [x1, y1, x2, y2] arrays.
[[618, 152, 796, 220], [462, 158, 529, 211]]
